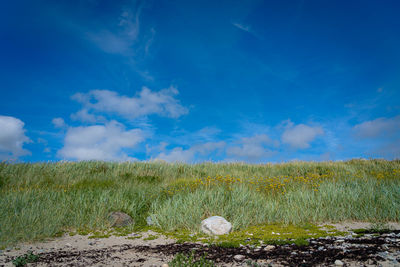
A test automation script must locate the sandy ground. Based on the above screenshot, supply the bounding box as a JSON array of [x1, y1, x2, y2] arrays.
[[1, 222, 400, 267]]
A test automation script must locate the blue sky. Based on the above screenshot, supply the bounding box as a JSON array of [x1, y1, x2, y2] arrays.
[[1, 0, 400, 162]]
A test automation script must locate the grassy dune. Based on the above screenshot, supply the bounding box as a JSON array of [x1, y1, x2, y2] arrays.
[[0, 159, 399, 247]]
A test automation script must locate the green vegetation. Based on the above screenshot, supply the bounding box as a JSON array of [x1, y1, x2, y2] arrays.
[[0, 159, 399, 247], [12, 251, 39, 267], [160, 223, 345, 247], [169, 251, 215, 267]]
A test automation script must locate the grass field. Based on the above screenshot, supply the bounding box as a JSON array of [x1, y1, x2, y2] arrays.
[[0, 159, 399, 247]]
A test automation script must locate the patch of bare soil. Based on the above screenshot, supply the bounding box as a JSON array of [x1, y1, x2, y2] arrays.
[[1, 223, 400, 267]]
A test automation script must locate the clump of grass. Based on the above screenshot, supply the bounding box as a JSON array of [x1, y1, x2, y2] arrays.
[[151, 184, 273, 231], [12, 251, 39, 267], [143, 234, 159, 240], [169, 251, 215, 267]]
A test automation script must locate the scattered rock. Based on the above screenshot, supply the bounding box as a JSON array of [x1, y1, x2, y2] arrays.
[[108, 211, 133, 227], [200, 216, 232, 235], [65, 243, 72, 247], [234, 254, 245, 261], [161, 264, 169, 267], [334, 259, 344, 266]]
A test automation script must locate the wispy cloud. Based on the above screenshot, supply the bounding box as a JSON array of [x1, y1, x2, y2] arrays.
[[232, 22, 251, 33], [226, 134, 277, 161], [155, 141, 225, 163], [351, 115, 400, 159], [0, 115, 31, 160], [86, 3, 143, 56], [353, 115, 400, 139]]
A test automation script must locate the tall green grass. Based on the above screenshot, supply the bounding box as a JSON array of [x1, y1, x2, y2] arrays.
[[0, 159, 399, 247]]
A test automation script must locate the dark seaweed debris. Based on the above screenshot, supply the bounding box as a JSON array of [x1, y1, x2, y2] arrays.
[[6, 231, 400, 266]]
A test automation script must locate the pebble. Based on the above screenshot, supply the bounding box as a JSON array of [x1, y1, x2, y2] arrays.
[[161, 264, 169, 267], [334, 259, 344, 266], [65, 243, 72, 247], [234, 254, 245, 261], [382, 244, 389, 250], [264, 245, 275, 251]]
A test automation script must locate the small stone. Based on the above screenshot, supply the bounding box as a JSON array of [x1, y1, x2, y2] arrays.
[[234, 254, 245, 261], [264, 245, 275, 251], [335, 239, 345, 243], [291, 251, 297, 255], [334, 259, 344, 266], [146, 216, 154, 226], [254, 248, 261, 252], [65, 243, 72, 247], [161, 264, 169, 267]]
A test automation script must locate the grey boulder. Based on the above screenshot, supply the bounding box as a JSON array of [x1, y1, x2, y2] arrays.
[[201, 216, 232, 235], [108, 211, 133, 227]]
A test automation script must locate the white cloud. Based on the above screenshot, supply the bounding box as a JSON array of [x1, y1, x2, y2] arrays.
[[0, 115, 31, 160], [156, 147, 195, 163], [57, 120, 145, 161], [281, 121, 324, 149], [71, 86, 188, 121], [353, 115, 400, 139], [70, 109, 106, 124], [226, 134, 276, 161], [52, 117, 67, 128], [155, 141, 225, 163]]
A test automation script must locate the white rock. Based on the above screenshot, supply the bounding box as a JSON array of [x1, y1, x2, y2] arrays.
[[200, 216, 232, 235], [234, 254, 245, 261], [334, 259, 344, 266], [161, 264, 169, 267]]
